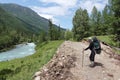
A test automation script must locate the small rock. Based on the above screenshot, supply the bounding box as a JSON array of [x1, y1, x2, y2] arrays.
[[62, 56, 65, 60], [102, 71, 105, 73], [34, 76, 41, 80], [43, 67, 48, 72], [59, 57, 62, 60], [44, 68, 48, 72], [34, 71, 41, 77], [59, 62, 63, 66], [103, 78, 107, 80]]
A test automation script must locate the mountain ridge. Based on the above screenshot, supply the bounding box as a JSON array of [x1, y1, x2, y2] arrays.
[[0, 6, 39, 34], [0, 3, 61, 32]]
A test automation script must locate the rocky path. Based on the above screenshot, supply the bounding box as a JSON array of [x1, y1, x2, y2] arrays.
[[33, 41, 120, 80]]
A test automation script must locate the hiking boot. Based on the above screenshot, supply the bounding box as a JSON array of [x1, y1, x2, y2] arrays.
[[89, 61, 95, 67]]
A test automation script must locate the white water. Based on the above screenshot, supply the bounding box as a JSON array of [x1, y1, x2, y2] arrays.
[[0, 43, 36, 62]]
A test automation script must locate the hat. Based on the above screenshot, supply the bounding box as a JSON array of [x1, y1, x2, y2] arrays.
[[88, 37, 92, 40], [88, 37, 93, 41]]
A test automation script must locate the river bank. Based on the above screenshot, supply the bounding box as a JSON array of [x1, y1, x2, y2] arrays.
[[0, 42, 29, 52]]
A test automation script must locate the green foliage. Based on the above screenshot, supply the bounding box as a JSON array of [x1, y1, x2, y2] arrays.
[[49, 19, 54, 40], [72, 8, 90, 41], [48, 19, 64, 40], [38, 31, 48, 43], [101, 4, 114, 35], [111, 0, 120, 47], [0, 40, 63, 80], [64, 29, 73, 40], [90, 6, 103, 35]]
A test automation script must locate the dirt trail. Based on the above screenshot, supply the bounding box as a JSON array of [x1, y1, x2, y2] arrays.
[[33, 41, 120, 80]]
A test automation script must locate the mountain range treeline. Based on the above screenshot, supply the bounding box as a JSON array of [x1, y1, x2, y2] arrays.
[[72, 0, 120, 47]]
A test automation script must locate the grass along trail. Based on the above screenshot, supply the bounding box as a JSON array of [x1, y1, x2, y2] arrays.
[[33, 41, 120, 80]]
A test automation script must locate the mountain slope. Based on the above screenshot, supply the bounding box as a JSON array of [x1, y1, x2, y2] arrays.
[[0, 6, 40, 34], [0, 3, 53, 31]]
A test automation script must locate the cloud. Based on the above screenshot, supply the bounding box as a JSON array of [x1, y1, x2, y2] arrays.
[[31, 0, 78, 24], [32, 6, 67, 16], [32, 0, 108, 17], [38, 14, 53, 19], [36, 0, 78, 16], [39, 0, 77, 7], [37, 13, 59, 24], [31, 6, 63, 24], [79, 0, 108, 14]]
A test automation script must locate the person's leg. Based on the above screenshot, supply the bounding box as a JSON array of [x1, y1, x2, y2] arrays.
[[89, 50, 95, 61], [89, 50, 96, 67]]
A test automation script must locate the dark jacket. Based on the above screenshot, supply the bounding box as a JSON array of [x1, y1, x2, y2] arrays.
[[85, 42, 94, 51]]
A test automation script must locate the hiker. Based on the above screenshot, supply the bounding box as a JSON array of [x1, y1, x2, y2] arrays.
[[83, 37, 101, 67]]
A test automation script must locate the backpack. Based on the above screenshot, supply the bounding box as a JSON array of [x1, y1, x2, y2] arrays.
[[94, 41, 100, 49], [93, 38, 101, 54]]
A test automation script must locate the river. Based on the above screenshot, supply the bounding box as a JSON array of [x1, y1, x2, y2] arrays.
[[0, 43, 36, 62]]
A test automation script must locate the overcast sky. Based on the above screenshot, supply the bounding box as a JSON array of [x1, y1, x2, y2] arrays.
[[0, 0, 108, 29]]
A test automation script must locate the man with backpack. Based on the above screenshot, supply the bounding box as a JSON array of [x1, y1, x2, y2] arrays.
[[83, 37, 101, 67]]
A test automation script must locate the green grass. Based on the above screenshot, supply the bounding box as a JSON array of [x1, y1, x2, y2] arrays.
[[97, 35, 120, 54], [96, 35, 116, 46], [0, 40, 63, 80]]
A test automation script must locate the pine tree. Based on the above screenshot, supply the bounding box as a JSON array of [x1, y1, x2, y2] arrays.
[[72, 8, 89, 41], [58, 24, 61, 40], [48, 19, 53, 40], [90, 6, 99, 35], [101, 4, 114, 35], [64, 29, 73, 40], [111, 0, 120, 47]]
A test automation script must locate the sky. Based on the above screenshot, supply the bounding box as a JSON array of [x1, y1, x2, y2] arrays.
[[0, 0, 108, 29]]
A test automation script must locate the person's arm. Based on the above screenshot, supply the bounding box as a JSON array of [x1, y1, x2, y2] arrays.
[[85, 46, 89, 50], [84, 42, 93, 50]]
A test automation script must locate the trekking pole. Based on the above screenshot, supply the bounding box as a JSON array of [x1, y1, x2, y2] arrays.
[[82, 50, 84, 67]]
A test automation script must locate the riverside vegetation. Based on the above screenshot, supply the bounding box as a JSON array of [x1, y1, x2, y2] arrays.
[[0, 41, 63, 80]]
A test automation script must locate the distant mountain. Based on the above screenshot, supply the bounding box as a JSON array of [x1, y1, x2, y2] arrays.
[[0, 6, 40, 34], [0, 3, 58, 31]]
